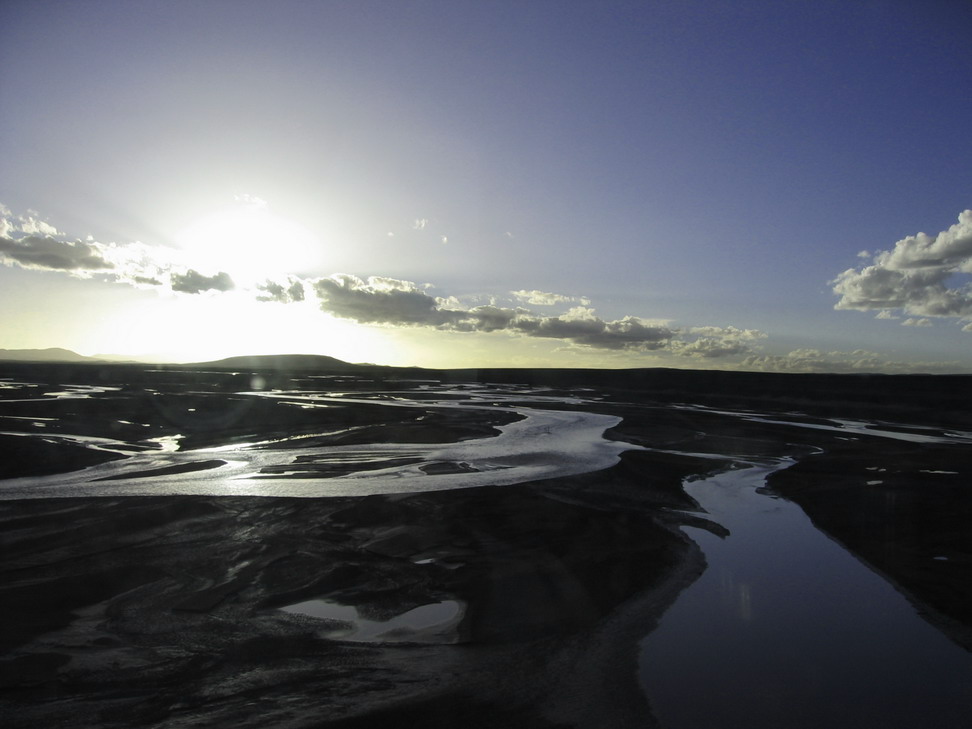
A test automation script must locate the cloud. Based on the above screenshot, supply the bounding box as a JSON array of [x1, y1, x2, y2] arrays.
[[170, 269, 234, 294], [0, 205, 60, 239], [413, 218, 429, 230], [0, 234, 114, 272], [257, 277, 305, 303], [313, 273, 761, 357], [133, 275, 163, 286], [16, 216, 59, 237], [0, 204, 249, 297], [513, 307, 675, 350], [314, 274, 450, 326], [674, 326, 767, 358], [832, 210, 972, 320], [741, 348, 962, 374], [2, 203, 767, 361], [511, 289, 591, 306], [901, 317, 932, 327]]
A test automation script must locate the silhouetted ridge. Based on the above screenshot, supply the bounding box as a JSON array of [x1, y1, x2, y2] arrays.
[[193, 353, 360, 372]]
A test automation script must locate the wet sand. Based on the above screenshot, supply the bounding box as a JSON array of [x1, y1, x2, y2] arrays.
[[1, 360, 970, 727]]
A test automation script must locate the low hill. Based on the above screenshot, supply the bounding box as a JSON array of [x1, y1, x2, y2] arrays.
[[191, 353, 361, 372]]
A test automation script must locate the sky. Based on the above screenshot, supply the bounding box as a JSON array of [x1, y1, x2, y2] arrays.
[[1, 0, 970, 372]]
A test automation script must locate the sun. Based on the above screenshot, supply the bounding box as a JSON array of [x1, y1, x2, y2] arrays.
[[173, 200, 320, 284]]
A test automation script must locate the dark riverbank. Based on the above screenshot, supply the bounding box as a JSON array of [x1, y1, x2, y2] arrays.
[[2, 360, 970, 726]]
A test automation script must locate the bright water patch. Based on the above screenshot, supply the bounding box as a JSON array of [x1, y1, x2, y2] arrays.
[[0, 393, 634, 498], [281, 599, 464, 643]]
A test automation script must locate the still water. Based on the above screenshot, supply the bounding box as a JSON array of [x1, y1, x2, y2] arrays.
[[639, 461, 972, 729]]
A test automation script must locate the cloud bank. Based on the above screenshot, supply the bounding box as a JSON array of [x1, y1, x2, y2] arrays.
[[170, 269, 235, 294], [0, 203, 770, 363], [741, 348, 960, 375], [832, 210, 972, 329], [511, 289, 591, 306], [257, 278, 305, 303], [0, 207, 232, 296], [0, 234, 114, 273], [312, 273, 763, 358]]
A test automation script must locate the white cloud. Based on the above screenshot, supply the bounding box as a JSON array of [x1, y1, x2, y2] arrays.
[[17, 215, 59, 237], [832, 210, 972, 320], [413, 218, 429, 230], [0, 206, 61, 239], [511, 289, 591, 306], [901, 317, 932, 327], [875, 309, 898, 320]]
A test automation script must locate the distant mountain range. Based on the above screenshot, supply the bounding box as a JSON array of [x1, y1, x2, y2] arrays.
[[0, 347, 100, 363]]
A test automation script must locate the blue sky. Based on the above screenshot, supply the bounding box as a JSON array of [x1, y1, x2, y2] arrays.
[[1, 0, 970, 371]]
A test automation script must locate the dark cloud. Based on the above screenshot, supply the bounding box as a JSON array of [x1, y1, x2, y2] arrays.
[[514, 309, 674, 350], [288, 279, 305, 302], [133, 275, 163, 286], [257, 278, 305, 303], [313, 274, 451, 326], [446, 304, 525, 333], [170, 269, 234, 294], [0, 235, 113, 272], [833, 210, 972, 324]]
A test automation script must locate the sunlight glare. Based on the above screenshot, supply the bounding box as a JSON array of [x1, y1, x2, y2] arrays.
[[173, 203, 320, 284]]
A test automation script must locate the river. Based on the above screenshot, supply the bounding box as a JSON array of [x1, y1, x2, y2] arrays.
[[639, 460, 972, 728], [0, 389, 634, 499]]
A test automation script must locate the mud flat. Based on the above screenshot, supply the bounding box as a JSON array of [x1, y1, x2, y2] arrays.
[[1, 360, 971, 727], [0, 458, 716, 728]]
